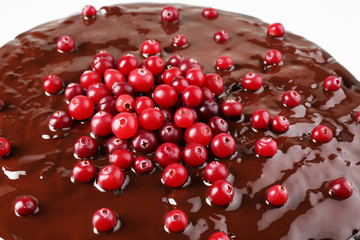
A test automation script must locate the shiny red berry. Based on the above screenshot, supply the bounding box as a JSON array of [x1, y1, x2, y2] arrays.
[[104, 69, 126, 90], [64, 83, 85, 101], [68, 95, 94, 120], [153, 84, 178, 108], [72, 160, 97, 183], [141, 39, 161, 56], [211, 133, 236, 158], [116, 54, 139, 75], [164, 209, 188, 232], [80, 70, 102, 90], [172, 77, 189, 95], [162, 163, 188, 188], [106, 137, 130, 154], [14, 196, 38, 217], [97, 96, 118, 116], [213, 30, 231, 43], [182, 143, 207, 167], [264, 49, 282, 65], [311, 125, 333, 143], [209, 180, 234, 206], [110, 149, 134, 169], [178, 57, 203, 75], [266, 185, 289, 206], [133, 156, 155, 174], [184, 122, 212, 146], [163, 67, 182, 85], [255, 137, 277, 157], [0, 137, 10, 157], [56, 35, 76, 52], [131, 129, 158, 154], [161, 6, 179, 22], [144, 56, 165, 75], [97, 165, 125, 191], [158, 122, 182, 144], [115, 94, 135, 113], [208, 116, 229, 135], [330, 178, 353, 199], [208, 232, 231, 240], [241, 73, 263, 90], [74, 136, 97, 158], [182, 85, 203, 107], [135, 96, 154, 115], [49, 110, 73, 130], [43, 74, 63, 94], [221, 100, 243, 117], [86, 83, 111, 106], [174, 107, 195, 128], [91, 111, 113, 136], [271, 115, 289, 133], [82, 5, 97, 19], [204, 161, 229, 183], [155, 143, 181, 168], [282, 90, 301, 107], [111, 112, 138, 139], [139, 108, 164, 130], [267, 23, 285, 37], [185, 68, 205, 87], [202, 7, 218, 19], [173, 34, 188, 47], [204, 73, 224, 96], [216, 56, 233, 70], [323, 76, 342, 91], [92, 208, 118, 232], [128, 68, 155, 92], [251, 109, 271, 130]]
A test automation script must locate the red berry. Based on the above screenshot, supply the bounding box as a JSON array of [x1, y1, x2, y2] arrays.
[[97, 96, 118, 116], [116, 54, 139, 75], [82, 5, 97, 19], [87, 83, 111, 106], [141, 39, 161, 56], [158, 122, 183, 144], [104, 69, 126, 90], [172, 76, 189, 95], [267, 23, 285, 37], [208, 232, 231, 240], [161, 6, 179, 22], [197, 99, 219, 122], [311, 125, 333, 143], [144, 56, 165, 75], [153, 84, 178, 108], [92, 208, 118, 232], [93, 51, 115, 65], [115, 94, 135, 113], [174, 107, 195, 128], [241, 73, 263, 90], [162, 163, 188, 188], [64, 83, 85, 101], [264, 49, 282, 65], [164, 209, 188, 232], [172, 34, 188, 47], [92, 59, 114, 76], [184, 122, 212, 146], [182, 143, 208, 167], [97, 165, 125, 191], [110, 149, 134, 169], [133, 156, 155, 174], [111, 112, 138, 139], [204, 161, 229, 183], [159, 107, 173, 122], [155, 143, 181, 168], [330, 178, 353, 199], [167, 54, 184, 68], [209, 180, 234, 206], [221, 100, 243, 117], [131, 129, 158, 154], [178, 57, 203, 76], [0, 137, 10, 157], [128, 68, 155, 92], [14, 196, 38, 217], [56, 35, 76, 52], [204, 73, 224, 96], [112, 82, 136, 98], [49, 111, 73, 129], [106, 137, 130, 154], [72, 160, 97, 183], [74, 136, 97, 158], [202, 7, 218, 19], [211, 133, 236, 158], [216, 56, 233, 70], [251, 109, 271, 130], [267, 185, 289, 206], [139, 108, 164, 130], [201, 87, 215, 101], [282, 90, 301, 107], [271, 115, 289, 133], [68, 95, 94, 120], [182, 85, 203, 107], [163, 67, 182, 85], [213, 30, 231, 43], [185, 68, 205, 87], [208, 116, 229, 135], [80, 70, 102, 90], [43, 74, 63, 94], [91, 111, 113, 136], [323, 76, 342, 91], [356, 111, 360, 122], [255, 137, 277, 157], [135, 96, 154, 115]]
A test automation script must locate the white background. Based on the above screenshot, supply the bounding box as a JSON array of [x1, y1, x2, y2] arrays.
[[0, 0, 359, 80]]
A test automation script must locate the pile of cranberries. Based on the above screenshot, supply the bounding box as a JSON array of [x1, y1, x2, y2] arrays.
[[0, 4, 354, 239]]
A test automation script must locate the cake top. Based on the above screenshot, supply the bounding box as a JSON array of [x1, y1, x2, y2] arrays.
[[0, 3, 360, 240]]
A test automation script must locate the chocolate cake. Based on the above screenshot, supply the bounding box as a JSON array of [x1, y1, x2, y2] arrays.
[[0, 3, 360, 239]]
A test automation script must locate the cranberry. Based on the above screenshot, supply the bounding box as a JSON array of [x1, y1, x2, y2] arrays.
[[133, 156, 155, 174], [255, 137, 277, 157], [311, 125, 333, 143], [93, 58, 114, 76], [216, 56, 233, 70], [174, 107, 195, 128], [153, 84, 178, 108], [0, 137, 10, 157], [271, 115, 290, 133], [49, 110, 73, 129], [185, 68, 205, 87], [266, 185, 289, 206], [158, 122, 182, 144], [241, 73, 263, 91], [213, 30, 231, 43], [72, 160, 97, 183], [155, 143, 181, 168], [139, 108, 164, 130], [110, 149, 134, 169], [201, 87, 214, 101], [43, 74, 63, 94], [164, 209, 188, 232], [134, 96, 153, 115], [144, 56, 165, 75], [208, 116, 229, 135], [93, 51, 115, 65], [97, 96, 118, 116], [106, 137, 130, 154], [184, 122, 212, 146], [159, 107, 173, 122], [251, 109, 271, 130], [211, 133, 236, 158], [115, 94, 135, 113], [104, 69, 125, 90], [128, 68, 154, 92], [64, 83, 85, 101], [182, 85, 203, 107], [74, 136, 97, 158], [68, 95, 94, 120], [167, 54, 184, 68], [56, 35, 76, 52], [330, 178, 353, 199], [173, 34, 188, 47], [323, 76, 342, 91], [87, 83, 111, 106], [90, 111, 113, 136], [208, 232, 231, 240], [282, 90, 301, 107], [221, 100, 243, 118], [80, 70, 102, 90], [92, 208, 118, 232], [161, 6, 179, 22], [197, 100, 219, 122], [116, 54, 139, 75], [204, 73, 224, 96], [267, 23, 285, 37], [178, 57, 203, 76], [204, 161, 229, 183], [112, 112, 138, 139], [264, 49, 282, 65], [131, 129, 158, 154], [172, 76, 189, 95], [141, 39, 161, 56], [209, 180, 234, 206], [112, 81, 136, 98], [97, 165, 125, 191], [182, 143, 207, 167], [163, 67, 182, 85], [82, 5, 97, 19], [162, 163, 188, 188], [356, 111, 360, 122], [14, 196, 38, 217], [202, 7, 218, 19]]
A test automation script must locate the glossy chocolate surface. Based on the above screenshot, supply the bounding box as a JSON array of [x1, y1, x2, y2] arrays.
[[0, 3, 360, 239]]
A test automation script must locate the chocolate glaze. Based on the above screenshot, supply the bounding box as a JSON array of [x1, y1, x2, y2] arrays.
[[0, 3, 360, 239]]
